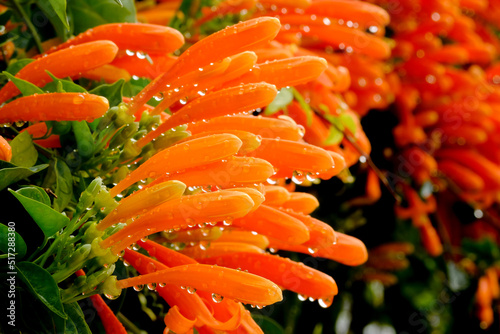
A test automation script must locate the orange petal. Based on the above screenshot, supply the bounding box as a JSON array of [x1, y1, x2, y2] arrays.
[[215, 229, 269, 249], [103, 190, 255, 252], [98, 181, 186, 231], [169, 17, 281, 77], [110, 134, 242, 197], [150, 156, 274, 189], [281, 210, 336, 250], [137, 83, 277, 148], [164, 306, 196, 334], [269, 232, 368, 266], [178, 130, 262, 155], [188, 115, 304, 141], [200, 252, 338, 306], [263, 185, 291, 206], [116, 263, 283, 305], [226, 56, 328, 88], [280, 192, 319, 214], [181, 242, 265, 258], [233, 204, 310, 244], [123, 249, 242, 331], [0, 93, 109, 123], [249, 138, 334, 177]]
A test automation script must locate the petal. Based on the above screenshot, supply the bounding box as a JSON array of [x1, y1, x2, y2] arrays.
[[98, 180, 186, 230], [102, 190, 255, 252], [110, 134, 242, 197], [181, 242, 265, 258], [137, 83, 277, 148], [280, 192, 319, 214], [200, 252, 338, 305], [248, 138, 334, 177], [116, 263, 283, 305], [263, 185, 291, 206], [187, 115, 304, 141], [150, 156, 274, 188], [233, 204, 310, 244]]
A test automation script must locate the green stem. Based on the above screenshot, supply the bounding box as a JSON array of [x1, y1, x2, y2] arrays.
[[62, 290, 100, 304], [39, 236, 60, 267], [117, 313, 147, 334], [10, 0, 44, 53]]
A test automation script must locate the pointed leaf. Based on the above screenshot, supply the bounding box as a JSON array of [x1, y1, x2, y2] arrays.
[[89, 79, 124, 107], [0, 223, 27, 258], [10, 131, 38, 167], [0, 161, 48, 191], [17, 262, 67, 319], [2, 71, 44, 96], [64, 302, 92, 334], [17, 186, 51, 206], [53, 159, 73, 212], [9, 189, 69, 237]]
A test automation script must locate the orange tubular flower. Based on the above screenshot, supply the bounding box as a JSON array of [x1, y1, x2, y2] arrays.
[[9, 15, 379, 334]]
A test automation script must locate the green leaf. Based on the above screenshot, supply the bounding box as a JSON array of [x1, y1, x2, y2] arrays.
[[16, 262, 67, 319], [10, 131, 38, 167], [265, 87, 294, 116], [252, 314, 284, 334], [6, 59, 34, 75], [40, 0, 69, 29], [0, 222, 27, 258], [0, 161, 48, 191], [9, 189, 69, 237], [89, 79, 124, 107], [68, 0, 136, 35], [43, 71, 88, 93], [36, 0, 71, 41], [64, 303, 92, 334], [2, 71, 44, 97], [324, 125, 344, 146], [17, 186, 51, 206], [53, 159, 73, 212], [122, 76, 151, 97]]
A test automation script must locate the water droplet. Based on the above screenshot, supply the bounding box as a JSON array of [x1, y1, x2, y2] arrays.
[[212, 293, 224, 303], [186, 286, 197, 294], [133, 284, 144, 292], [318, 297, 333, 308], [73, 94, 85, 105], [147, 283, 157, 291], [105, 293, 120, 300]]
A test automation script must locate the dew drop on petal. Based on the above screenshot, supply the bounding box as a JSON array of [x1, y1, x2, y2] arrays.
[[186, 286, 197, 294], [212, 293, 224, 303], [133, 284, 144, 292]]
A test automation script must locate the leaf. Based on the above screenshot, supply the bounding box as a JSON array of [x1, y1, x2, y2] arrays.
[[0, 161, 48, 191], [265, 87, 294, 116], [17, 186, 51, 206], [68, 0, 136, 35], [36, 0, 71, 41], [324, 125, 344, 146], [16, 262, 67, 319], [43, 71, 88, 93], [41, 0, 69, 29], [53, 158, 73, 212], [9, 189, 69, 237], [0, 222, 27, 258], [89, 79, 124, 107], [10, 131, 38, 168], [64, 303, 92, 334], [2, 71, 45, 96], [6, 59, 34, 75], [122, 76, 151, 97]]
